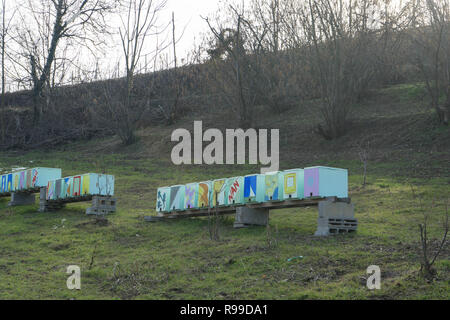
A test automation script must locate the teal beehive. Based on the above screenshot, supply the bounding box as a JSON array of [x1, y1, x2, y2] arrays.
[[46, 173, 115, 200], [224, 176, 245, 205], [303, 166, 348, 198], [11, 167, 61, 192], [156, 186, 171, 213], [281, 169, 304, 200], [169, 185, 185, 211]]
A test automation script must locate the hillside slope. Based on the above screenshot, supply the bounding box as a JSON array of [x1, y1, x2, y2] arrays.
[[0, 83, 448, 299]]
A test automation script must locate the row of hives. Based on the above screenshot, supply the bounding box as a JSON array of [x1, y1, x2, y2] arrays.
[[156, 166, 348, 213]]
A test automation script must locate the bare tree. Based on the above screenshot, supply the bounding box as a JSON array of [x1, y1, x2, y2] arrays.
[[204, 5, 254, 127], [409, 0, 450, 125], [295, 0, 382, 139], [11, 0, 114, 124], [412, 187, 449, 279], [0, 0, 16, 144], [101, 0, 168, 145]]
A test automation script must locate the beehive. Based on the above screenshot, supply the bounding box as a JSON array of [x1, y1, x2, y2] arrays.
[[46, 173, 114, 201], [211, 179, 227, 207], [1, 168, 61, 194], [156, 186, 171, 213], [169, 185, 185, 211], [184, 183, 199, 209], [197, 181, 212, 208], [282, 169, 304, 200], [243, 174, 265, 203], [264, 171, 284, 201], [224, 176, 245, 205], [303, 166, 348, 198]]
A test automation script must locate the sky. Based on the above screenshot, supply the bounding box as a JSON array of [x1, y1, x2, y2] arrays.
[[164, 0, 222, 58], [2, 0, 225, 92], [102, 0, 225, 74]]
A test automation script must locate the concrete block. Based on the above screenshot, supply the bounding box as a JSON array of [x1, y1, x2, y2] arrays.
[[315, 200, 357, 236], [234, 207, 269, 228], [86, 196, 116, 215], [318, 200, 354, 219], [8, 192, 35, 206]]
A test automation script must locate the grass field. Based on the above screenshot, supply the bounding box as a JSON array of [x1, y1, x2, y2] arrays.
[[0, 83, 449, 299]]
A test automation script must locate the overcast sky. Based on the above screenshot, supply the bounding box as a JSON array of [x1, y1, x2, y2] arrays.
[[164, 0, 222, 57]]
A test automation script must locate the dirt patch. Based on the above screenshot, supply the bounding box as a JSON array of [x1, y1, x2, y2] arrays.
[[75, 218, 110, 228]]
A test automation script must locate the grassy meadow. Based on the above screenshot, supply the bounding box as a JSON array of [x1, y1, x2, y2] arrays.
[[0, 83, 449, 299]]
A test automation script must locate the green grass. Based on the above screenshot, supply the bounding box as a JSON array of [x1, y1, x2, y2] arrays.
[[0, 82, 448, 299], [0, 146, 448, 300]]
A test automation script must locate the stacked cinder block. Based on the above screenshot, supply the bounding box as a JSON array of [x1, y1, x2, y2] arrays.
[[86, 196, 117, 215], [314, 198, 357, 236]]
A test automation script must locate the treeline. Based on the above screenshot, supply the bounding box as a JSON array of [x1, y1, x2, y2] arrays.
[[0, 0, 448, 149]]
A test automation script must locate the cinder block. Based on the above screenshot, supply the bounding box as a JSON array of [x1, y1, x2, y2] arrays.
[[234, 207, 269, 228], [318, 200, 354, 219], [314, 200, 357, 236]]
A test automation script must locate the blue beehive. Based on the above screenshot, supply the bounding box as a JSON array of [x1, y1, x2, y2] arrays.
[[281, 169, 304, 200], [303, 166, 348, 198], [243, 174, 265, 203], [156, 186, 171, 213]]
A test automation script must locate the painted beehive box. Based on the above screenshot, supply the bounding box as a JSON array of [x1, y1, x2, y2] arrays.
[[244, 174, 265, 203], [211, 179, 226, 207], [0, 173, 13, 195], [156, 187, 171, 213], [197, 181, 211, 208], [184, 183, 199, 209], [225, 176, 244, 205], [46, 173, 115, 200], [264, 171, 283, 201], [304, 166, 348, 198], [169, 185, 185, 211], [282, 169, 304, 200], [8, 168, 61, 193]]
